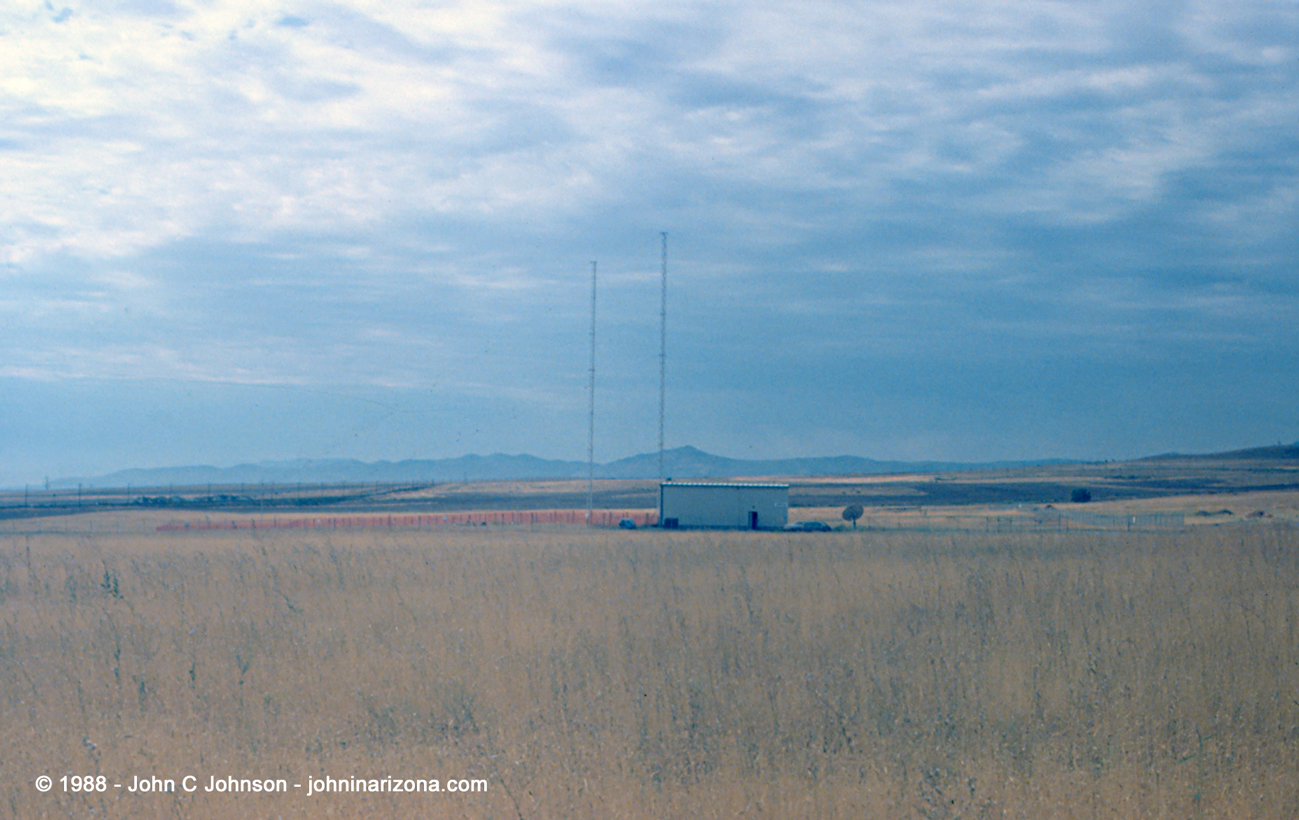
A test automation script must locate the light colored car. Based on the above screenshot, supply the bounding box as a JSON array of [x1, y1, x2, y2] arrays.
[[784, 521, 831, 532]]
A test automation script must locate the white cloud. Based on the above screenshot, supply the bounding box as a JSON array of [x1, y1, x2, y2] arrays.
[[3, 0, 1293, 262], [1, 0, 1296, 410]]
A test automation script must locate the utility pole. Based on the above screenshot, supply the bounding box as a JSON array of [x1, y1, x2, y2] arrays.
[[658, 231, 667, 481], [587, 260, 597, 524]]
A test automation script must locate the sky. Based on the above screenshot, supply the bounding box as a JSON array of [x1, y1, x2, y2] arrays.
[[2, 0, 1297, 486]]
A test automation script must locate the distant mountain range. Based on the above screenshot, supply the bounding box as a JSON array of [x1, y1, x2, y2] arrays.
[[1142, 443, 1299, 461], [49, 441, 1298, 490], [53, 445, 1075, 489]]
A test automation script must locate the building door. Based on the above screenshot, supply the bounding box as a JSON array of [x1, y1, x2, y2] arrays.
[[749, 511, 759, 530]]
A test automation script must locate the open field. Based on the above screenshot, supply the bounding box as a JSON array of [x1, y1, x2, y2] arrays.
[[4, 446, 1297, 524], [791, 488, 1299, 532], [3, 512, 1298, 818]]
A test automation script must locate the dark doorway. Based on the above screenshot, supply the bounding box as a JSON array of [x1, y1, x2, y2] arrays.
[[749, 511, 759, 530]]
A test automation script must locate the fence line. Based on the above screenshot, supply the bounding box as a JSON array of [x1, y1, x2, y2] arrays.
[[847, 510, 1188, 533], [156, 509, 659, 532], [1057, 510, 1185, 530], [143, 508, 1185, 534]]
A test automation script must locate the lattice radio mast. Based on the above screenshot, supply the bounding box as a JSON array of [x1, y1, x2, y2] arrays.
[[658, 232, 667, 481], [587, 260, 597, 523]]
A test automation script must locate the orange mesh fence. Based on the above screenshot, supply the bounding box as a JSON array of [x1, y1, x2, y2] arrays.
[[157, 509, 659, 532]]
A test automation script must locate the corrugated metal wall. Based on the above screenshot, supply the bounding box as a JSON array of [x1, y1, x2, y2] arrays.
[[659, 483, 789, 529]]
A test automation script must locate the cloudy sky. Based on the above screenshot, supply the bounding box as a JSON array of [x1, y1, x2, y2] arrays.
[[2, 0, 1297, 485]]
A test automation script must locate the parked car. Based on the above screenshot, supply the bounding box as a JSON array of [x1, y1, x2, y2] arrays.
[[618, 518, 638, 529], [784, 521, 831, 532]]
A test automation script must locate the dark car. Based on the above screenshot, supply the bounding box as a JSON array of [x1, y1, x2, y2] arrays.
[[618, 518, 638, 529]]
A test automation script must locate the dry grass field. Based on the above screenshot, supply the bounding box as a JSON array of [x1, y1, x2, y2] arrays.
[[2, 517, 1298, 818]]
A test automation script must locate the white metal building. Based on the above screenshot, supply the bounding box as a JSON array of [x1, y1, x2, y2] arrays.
[[658, 482, 789, 530]]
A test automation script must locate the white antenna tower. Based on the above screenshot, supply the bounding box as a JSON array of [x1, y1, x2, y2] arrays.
[[658, 232, 667, 481], [587, 260, 597, 524]]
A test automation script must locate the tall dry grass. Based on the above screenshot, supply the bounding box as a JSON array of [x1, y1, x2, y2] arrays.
[[2, 523, 1297, 818]]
